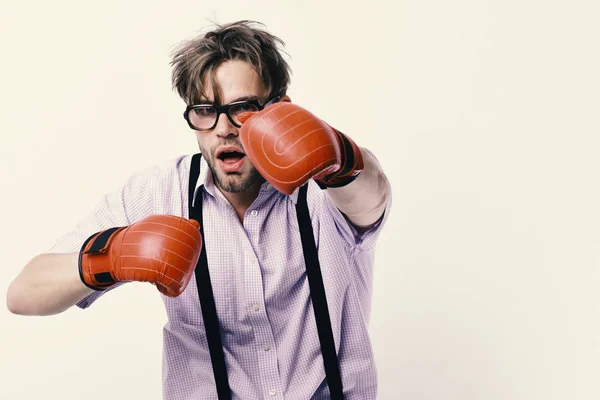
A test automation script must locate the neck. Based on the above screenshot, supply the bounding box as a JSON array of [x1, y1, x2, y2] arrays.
[[217, 179, 263, 222]]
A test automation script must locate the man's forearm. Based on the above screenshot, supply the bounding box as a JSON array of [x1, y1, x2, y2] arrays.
[[6, 253, 94, 316], [325, 147, 390, 228]]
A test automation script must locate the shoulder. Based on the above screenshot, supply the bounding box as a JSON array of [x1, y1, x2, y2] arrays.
[[119, 154, 195, 193], [128, 153, 194, 181], [112, 153, 198, 220]]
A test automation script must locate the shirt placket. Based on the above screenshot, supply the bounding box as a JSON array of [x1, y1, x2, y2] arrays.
[[243, 205, 283, 399]]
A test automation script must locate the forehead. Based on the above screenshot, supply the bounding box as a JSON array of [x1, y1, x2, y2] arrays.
[[202, 60, 269, 104]]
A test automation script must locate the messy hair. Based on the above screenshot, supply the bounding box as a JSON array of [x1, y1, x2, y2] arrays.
[[170, 20, 292, 105]]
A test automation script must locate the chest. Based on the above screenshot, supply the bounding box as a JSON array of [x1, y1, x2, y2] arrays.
[[206, 197, 311, 324], [164, 194, 313, 324], [163, 188, 352, 345]]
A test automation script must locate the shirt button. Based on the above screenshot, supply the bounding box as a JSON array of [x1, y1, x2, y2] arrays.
[[269, 390, 277, 396], [264, 345, 270, 351], [253, 303, 260, 311], [250, 210, 258, 216]]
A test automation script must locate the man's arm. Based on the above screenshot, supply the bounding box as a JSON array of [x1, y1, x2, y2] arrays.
[[6, 215, 203, 316], [324, 147, 390, 229], [6, 253, 94, 316], [238, 102, 391, 229]]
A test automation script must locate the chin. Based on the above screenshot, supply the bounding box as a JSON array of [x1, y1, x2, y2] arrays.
[[217, 168, 263, 194], [214, 168, 247, 192], [218, 175, 248, 193]]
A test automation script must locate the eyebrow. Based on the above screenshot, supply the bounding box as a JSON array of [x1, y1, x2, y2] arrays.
[[196, 95, 261, 106]]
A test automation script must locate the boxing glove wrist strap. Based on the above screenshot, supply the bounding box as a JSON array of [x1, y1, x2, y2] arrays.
[[315, 127, 364, 189], [78, 227, 125, 291]]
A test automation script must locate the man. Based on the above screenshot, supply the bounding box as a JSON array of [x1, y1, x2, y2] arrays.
[[7, 20, 391, 399]]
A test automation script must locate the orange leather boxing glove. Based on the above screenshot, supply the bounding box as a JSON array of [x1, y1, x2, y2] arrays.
[[238, 102, 364, 195], [79, 215, 202, 297]]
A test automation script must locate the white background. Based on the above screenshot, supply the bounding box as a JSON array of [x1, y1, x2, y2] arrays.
[[1, 0, 599, 399]]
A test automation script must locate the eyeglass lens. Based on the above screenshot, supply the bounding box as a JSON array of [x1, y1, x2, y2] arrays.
[[188, 102, 260, 130]]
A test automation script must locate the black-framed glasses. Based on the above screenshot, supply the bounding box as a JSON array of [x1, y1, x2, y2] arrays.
[[183, 96, 280, 131]]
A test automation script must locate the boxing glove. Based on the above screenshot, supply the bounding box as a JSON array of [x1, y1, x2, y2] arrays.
[[78, 215, 202, 297], [238, 102, 364, 195]]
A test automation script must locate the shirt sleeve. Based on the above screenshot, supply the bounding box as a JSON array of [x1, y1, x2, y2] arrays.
[[318, 162, 393, 251], [46, 166, 161, 309]]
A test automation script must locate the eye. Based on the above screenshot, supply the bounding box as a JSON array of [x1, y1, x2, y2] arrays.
[[240, 103, 257, 111], [230, 102, 259, 115], [193, 107, 216, 117]]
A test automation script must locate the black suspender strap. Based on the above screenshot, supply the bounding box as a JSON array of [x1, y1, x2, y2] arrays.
[[295, 184, 344, 399], [188, 153, 202, 212], [187, 153, 343, 399], [188, 154, 232, 400]]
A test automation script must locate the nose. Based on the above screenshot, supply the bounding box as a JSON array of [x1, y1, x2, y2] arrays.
[[213, 112, 238, 138]]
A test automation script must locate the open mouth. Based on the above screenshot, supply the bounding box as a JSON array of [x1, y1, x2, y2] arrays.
[[216, 146, 246, 173], [217, 150, 245, 163]]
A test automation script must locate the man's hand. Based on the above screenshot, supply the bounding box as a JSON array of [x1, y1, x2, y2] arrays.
[[79, 215, 202, 297], [238, 102, 364, 195]]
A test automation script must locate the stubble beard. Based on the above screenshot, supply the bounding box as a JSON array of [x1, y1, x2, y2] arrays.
[[201, 149, 263, 193], [212, 162, 263, 193]]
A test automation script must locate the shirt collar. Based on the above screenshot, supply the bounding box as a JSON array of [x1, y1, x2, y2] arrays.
[[191, 155, 301, 207]]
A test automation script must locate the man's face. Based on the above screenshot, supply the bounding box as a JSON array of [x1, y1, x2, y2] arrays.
[[194, 60, 270, 193]]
